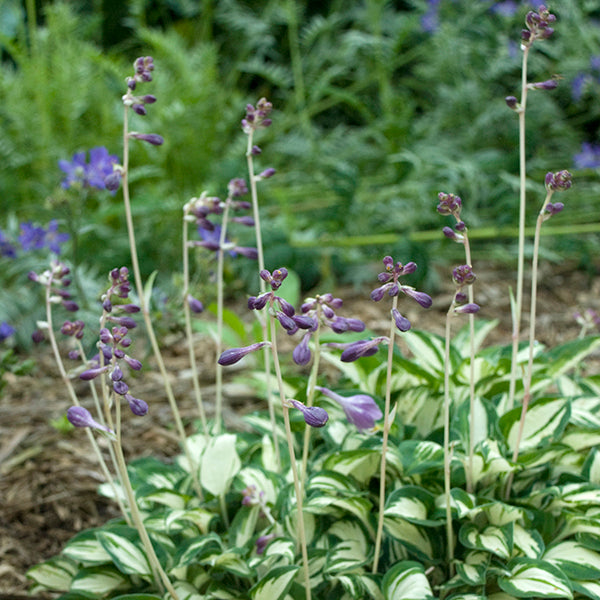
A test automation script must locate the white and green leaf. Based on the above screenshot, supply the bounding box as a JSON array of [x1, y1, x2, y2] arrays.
[[498, 558, 573, 599], [382, 560, 435, 600], [97, 531, 152, 576], [249, 565, 300, 600], [200, 433, 241, 497]]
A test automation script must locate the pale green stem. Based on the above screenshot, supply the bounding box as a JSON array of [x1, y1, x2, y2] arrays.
[[214, 197, 232, 434], [112, 395, 180, 600], [181, 217, 209, 436], [268, 312, 311, 600], [246, 130, 280, 468], [508, 46, 531, 411], [443, 301, 455, 576], [44, 278, 128, 522], [505, 190, 553, 499], [300, 312, 322, 494], [121, 105, 203, 501], [372, 295, 398, 574]]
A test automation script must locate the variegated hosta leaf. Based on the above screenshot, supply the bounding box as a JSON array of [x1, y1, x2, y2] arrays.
[[200, 434, 241, 497], [513, 523, 545, 559], [459, 522, 513, 559], [62, 530, 112, 566], [96, 531, 152, 577], [236, 466, 280, 506], [307, 470, 359, 493], [325, 538, 370, 573], [26, 556, 77, 592], [453, 395, 498, 450], [173, 532, 223, 568], [571, 579, 600, 600], [433, 488, 476, 520], [446, 595, 487, 600], [164, 507, 215, 535], [583, 447, 600, 484], [71, 565, 128, 596], [382, 560, 435, 600], [550, 483, 600, 509], [333, 573, 383, 600], [544, 540, 600, 580], [501, 397, 571, 453], [498, 558, 573, 599], [396, 440, 444, 476], [455, 551, 489, 586], [384, 486, 441, 526], [230, 504, 260, 549], [471, 501, 525, 527], [323, 448, 380, 484], [305, 492, 372, 532], [545, 336, 600, 378], [383, 517, 435, 561], [249, 565, 300, 600], [568, 397, 600, 430]]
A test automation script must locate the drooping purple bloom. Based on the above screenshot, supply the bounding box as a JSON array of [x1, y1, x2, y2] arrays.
[[316, 386, 383, 432], [67, 406, 113, 433], [288, 399, 329, 428], [218, 342, 271, 366]]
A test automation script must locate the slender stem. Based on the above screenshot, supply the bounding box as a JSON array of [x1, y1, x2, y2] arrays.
[[121, 106, 203, 500], [300, 316, 321, 494], [214, 198, 232, 434], [268, 313, 311, 600], [44, 277, 128, 521], [508, 46, 531, 411], [443, 302, 455, 575], [181, 217, 209, 435], [246, 131, 280, 468], [505, 191, 553, 499], [372, 295, 398, 573]]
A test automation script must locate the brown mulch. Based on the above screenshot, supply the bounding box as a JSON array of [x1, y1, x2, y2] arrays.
[[2, 261, 600, 597]]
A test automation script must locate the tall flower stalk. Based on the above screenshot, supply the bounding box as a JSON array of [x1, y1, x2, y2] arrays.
[[218, 268, 328, 600], [506, 5, 557, 411], [119, 57, 202, 499], [243, 98, 280, 465], [442, 265, 480, 573], [438, 192, 478, 492], [506, 170, 571, 498], [366, 257, 432, 573]]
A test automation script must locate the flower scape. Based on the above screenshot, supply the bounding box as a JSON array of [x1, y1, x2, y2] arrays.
[[2, 4, 600, 600]]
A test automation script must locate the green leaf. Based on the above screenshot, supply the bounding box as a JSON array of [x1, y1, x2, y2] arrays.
[[249, 565, 300, 600], [513, 524, 545, 559], [498, 558, 573, 599], [501, 397, 571, 453], [382, 560, 435, 600], [200, 433, 241, 497], [384, 486, 440, 526], [62, 530, 112, 565], [174, 532, 223, 567], [325, 537, 370, 573], [97, 531, 152, 576], [455, 551, 489, 586], [402, 329, 447, 374], [459, 522, 513, 559], [453, 318, 499, 357], [164, 507, 216, 534], [142, 270, 159, 312], [71, 565, 128, 596], [544, 541, 600, 580], [571, 579, 600, 600], [112, 595, 163, 600], [323, 448, 380, 484], [26, 556, 77, 591], [397, 440, 444, 476], [140, 488, 187, 510], [546, 336, 600, 378], [383, 517, 434, 560], [230, 504, 260, 548]]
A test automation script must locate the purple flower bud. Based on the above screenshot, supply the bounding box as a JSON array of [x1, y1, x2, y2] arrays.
[[392, 308, 411, 332], [401, 262, 417, 275], [276, 311, 298, 334], [129, 132, 164, 146], [382, 256, 394, 270], [68, 350, 80, 360], [293, 314, 317, 330], [455, 291, 468, 304], [187, 295, 204, 314], [31, 329, 45, 343], [544, 202, 564, 216], [402, 288, 433, 308], [249, 293, 270, 310], [505, 96, 520, 111], [454, 303, 480, 314], [288, 400, 329, 428], [218, 342, 270, 366], [258, 168, 276, 179], [330, 317, 349, 333], [293, 333, 312, 365], [62, 300, 79, 312], [256, 533, 276, 555], [232, 216, 255, 227], [452, 265, 476, 287], [104, 171, 122, 193], [107, 315, 137, 329], [120, 304, 140, 313], [442, 226, 464, 242], [111, 365, 124, 381], [316, 386, 383, 432], [99, 328, 113, 344], [340, 339, 383, 362], [141, 94, 157, 104], [277, 298, 295, 318], [125, 394, 149, 416], [113, 380, 129, 395], [370, 286, 386, 302], [124, 355, 143, 371], [67, 406, 113, 433], [322, 305, 335, 319], [251, 145, 262, 155], [132, 103, 147, 116], [529, 79, 558, 90], [80, 366, 109, 380]]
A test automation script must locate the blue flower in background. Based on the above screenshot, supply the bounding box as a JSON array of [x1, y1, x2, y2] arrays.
[[571, 56, 600, 102], [0, 322, 15, 342], [44, 220, 70, 254], [574, 142, 600, 169], [59, 146, 120, 194], [19, 222, 46, 251], [0, 230, 17, 258]]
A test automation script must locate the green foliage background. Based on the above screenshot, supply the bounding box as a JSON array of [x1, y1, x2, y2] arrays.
[[1, 0, 599, 288]]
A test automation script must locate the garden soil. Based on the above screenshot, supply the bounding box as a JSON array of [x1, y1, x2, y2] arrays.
[[2, 261, 600, 598]]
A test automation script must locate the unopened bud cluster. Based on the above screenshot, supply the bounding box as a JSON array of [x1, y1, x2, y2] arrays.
[[521, 5, 556, 47], [29, 260, 79, 313]]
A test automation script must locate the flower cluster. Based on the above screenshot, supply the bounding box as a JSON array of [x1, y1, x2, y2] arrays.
[[28, 260, 79, 313], [574, 142, 600, 170], [292, 293, 365, 365], [80, 268, 146, 416], [61, 319, 85, 360], [0, 220, 70, 258], [123, 56, 164, 147], [521, 4, 556, 47], [451, 265, 480, 315], [59, 147, 121, 194], [242, 98, 273, 134], [574, 309, 600, 336]]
